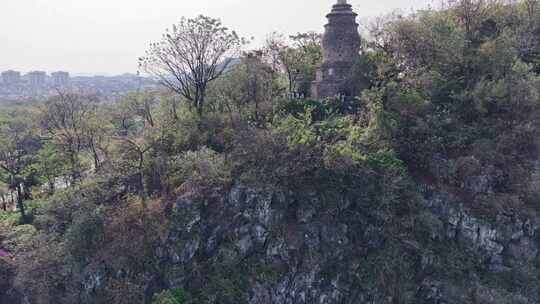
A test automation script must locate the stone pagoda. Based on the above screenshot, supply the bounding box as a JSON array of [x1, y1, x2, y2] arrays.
[[311, 0, 361, 99]]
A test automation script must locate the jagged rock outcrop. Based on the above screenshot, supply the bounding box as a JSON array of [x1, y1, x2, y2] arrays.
[[150, 176, 540, 304], [6, 158, 539, 304]]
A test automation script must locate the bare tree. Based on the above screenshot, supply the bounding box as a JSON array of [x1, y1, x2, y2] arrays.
[[139, 15, 245, 116], [524, 0, 538, 19], [39, 93, 107, 181]]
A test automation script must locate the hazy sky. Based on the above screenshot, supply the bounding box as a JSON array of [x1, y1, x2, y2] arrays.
[[1, 0, 432, 75]]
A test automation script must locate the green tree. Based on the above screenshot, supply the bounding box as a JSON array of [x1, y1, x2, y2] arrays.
[[33, 144, 68, 194], [208, 51, 279, 126], [140, 15, 246, 116], [264, 32, 323, 94], [0, 111, 41, 222]]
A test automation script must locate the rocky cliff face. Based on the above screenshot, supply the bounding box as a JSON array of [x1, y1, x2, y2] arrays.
[[161, 186, 367, 303], [419, 189, 539, 304], [0, 236, 22, 304], [144, 160, 540, 304], [0, 257, 20, 304], [4, 159, 539, 304]]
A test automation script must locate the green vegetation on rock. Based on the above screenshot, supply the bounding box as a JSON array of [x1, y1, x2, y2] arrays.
[[1, 1, 540, 303]]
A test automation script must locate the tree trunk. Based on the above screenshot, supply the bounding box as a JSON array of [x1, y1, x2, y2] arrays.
[[90, 141, 100, 172], [195, 85, 206, 117], [16, 184, 26, 223], [196, 95, 204, 116], [1, 196, 6, 211], [172, 97, 179, 121], [48, 179, 55, 195], [69, 150, 80, 183]]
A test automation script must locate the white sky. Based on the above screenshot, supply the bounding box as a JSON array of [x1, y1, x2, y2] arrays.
[[0, 0, 432, 75]]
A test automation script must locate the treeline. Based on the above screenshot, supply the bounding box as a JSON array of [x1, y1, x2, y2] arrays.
[[0, 29, 326, 223]]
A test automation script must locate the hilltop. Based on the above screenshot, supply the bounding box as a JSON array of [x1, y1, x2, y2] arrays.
[[1, 1, 540, 304]]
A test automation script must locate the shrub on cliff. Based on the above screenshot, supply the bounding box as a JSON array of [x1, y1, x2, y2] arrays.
[[168, 147, 232, 196], [152, 288, 190, 304]]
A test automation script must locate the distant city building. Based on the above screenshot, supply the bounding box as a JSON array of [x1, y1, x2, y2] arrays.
[[27, 71, 47, 87], [51, 71, 70, 87], [1, 70, 21, 85], [311, 0, 363, 98], [0, 71, 158, 102]]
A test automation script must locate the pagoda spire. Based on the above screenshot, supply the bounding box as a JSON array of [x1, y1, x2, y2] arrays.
[[311, 0, 363, 98]]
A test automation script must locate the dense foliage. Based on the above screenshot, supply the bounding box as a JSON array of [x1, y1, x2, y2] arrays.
[[1, 1, 540, 303]]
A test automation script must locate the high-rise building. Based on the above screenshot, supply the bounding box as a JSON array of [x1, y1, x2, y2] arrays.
[[27, 71, 47, 87], [1, 70, 21, 85], [311, 0, 362, 98], [51, 71, 70, 87]]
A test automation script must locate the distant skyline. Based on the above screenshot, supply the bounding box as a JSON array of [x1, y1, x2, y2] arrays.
[[1, 0, 433, 75]]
